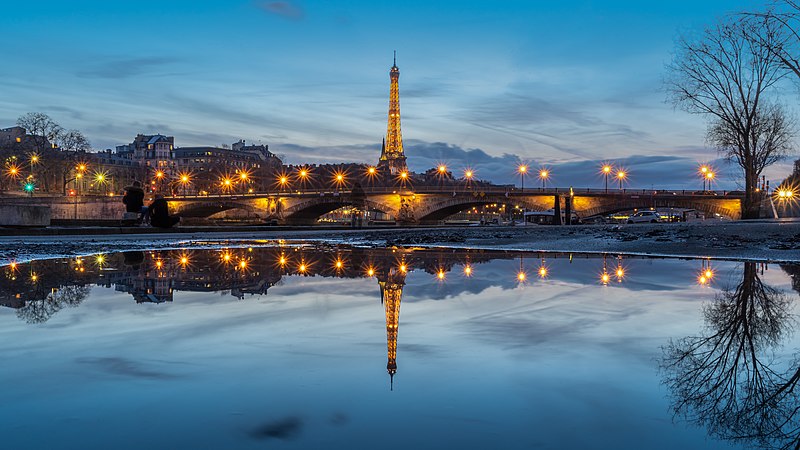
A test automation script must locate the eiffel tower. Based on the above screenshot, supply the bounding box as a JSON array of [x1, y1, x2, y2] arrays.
[[379, 264, 406, 390], [378, 51, 408, 175]]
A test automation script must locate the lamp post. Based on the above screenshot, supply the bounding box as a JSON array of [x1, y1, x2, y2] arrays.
[[777, 188, 795, 217], [602, 164, 612, 193], [518, 165, 528, 225], [179, 174, 190, 196], [279, 175, 289, 192], [700, 165, 709, 191], [616, 170, 626, 190], [464, 169, 473, 192], [438, 164, 447, 191], [154, 170, 165, 193], [539, 169, 549, 189], [95, 172, 107, 195], [705, 171, 715, 192], [518, 165, 527, 192], [297, 168, 309, 192], [29, 153, 39, 183], [239, 171, 249, 193], [399, 171, 409, 189], [76, 163, 87, 195]]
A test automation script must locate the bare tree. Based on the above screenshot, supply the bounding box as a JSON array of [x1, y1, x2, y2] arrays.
[[16, 112, 63, 155], [666, 16, 794, 218], [57, 129, 91, 153], [16, 285, 90, 324], [749, 1, 800, 79], [16, 112, 64, 192], [661, 262, 800, 449], [56, 130, 91, 194]]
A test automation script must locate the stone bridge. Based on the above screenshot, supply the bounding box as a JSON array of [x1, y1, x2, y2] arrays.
[[167, 187, 745, 224], [0, 187, 745, 224]]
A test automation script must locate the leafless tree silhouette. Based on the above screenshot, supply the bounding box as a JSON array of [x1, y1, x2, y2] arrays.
[[661, 262, 800, 449]]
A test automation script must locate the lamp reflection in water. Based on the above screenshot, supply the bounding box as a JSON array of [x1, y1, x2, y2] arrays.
[[697, 259, 715, 286]]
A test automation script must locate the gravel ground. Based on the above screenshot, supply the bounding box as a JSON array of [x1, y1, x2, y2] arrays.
[[1, 221, 799, 263]]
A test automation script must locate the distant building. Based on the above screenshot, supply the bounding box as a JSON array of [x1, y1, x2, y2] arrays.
[[116, 134, 175, 174], [0, 126, 26, 147]]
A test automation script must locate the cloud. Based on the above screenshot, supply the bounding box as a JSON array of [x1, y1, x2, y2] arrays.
[[76, 57, 177, 79], [254, 1, 305, 20], [271, 140, 741, 189]]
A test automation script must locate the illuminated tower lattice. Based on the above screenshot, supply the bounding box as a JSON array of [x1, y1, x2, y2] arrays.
[[379, 265, 406, 390], [378, 52, 408, 175]]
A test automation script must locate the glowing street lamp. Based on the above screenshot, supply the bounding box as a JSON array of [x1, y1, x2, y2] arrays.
[[776, 187, 796, 217], [279, 174, 289, 191], [179, 173, 191, 196], [705, 171, 715, 191], [616, 170, 627, 190], [29, 153, 40, 179], [398, 170, 409, 187], [6, 164, 20, 180], [95, 171, 109, 194], [518, 165, 528, 192], [602, 164, 613, 193], [221, 177, 233, 193], [699, 165, 710, 190], [539, 169, 549, 189]]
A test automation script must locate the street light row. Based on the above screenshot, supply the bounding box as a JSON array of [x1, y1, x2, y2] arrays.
[[1, 157, 727, 195]]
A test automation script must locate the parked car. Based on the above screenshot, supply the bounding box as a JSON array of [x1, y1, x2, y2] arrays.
[[627, 211, 662, 224]]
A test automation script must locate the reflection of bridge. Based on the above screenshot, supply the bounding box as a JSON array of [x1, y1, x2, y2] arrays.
[[0, 246, 498, 387], [164, 186, 745, 224]]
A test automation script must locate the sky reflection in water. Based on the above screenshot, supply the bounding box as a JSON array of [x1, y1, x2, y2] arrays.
[[0, 245, 798, 450]]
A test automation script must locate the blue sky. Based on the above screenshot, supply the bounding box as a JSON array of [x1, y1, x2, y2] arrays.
[[1, 0, 794, 188]]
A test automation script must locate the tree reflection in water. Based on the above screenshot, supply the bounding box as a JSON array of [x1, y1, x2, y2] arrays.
[[17, 285, 90, 324], [661, 262, 800, 450]]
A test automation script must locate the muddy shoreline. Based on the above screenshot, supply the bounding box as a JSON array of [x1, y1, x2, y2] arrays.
[[1, 221, 799, 264]]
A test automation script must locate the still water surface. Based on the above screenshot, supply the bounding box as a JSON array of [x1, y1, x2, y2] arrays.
[[1, 245, 799, 450]]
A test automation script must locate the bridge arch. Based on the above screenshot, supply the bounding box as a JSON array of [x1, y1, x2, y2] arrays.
[[415, 194, 553, 223], [170, 200, 261, 218], [281, 197, 396, 225], [574, 196, 742, 220]]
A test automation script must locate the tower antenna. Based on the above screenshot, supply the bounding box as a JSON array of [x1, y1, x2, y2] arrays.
[[393, 50, 396, 66]]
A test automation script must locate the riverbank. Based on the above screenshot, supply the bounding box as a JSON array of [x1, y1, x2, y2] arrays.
[[1, 221, 799, 263]]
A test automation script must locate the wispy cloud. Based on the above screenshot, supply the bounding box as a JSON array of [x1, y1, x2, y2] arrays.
[[254, 1, 305, 21], [76, 57, 177, 79], [270, 139, 740, 189]]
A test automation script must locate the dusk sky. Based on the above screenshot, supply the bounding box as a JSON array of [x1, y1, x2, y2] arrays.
[[1, 0, 794, 188]]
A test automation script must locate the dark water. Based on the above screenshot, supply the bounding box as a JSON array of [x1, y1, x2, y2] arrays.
[[1, 244, 799, 450]]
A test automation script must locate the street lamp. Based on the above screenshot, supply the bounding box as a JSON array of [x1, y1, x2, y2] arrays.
[[95, 171, 108, 195], [518, 165, 528, 192], [539, 169, 549, 189], [221, 177, 233, 193], [333, 171, 346, 192], [699, 165, 710, 190], [399, 170, 409, 188], [463, 169, 474, 191], [154, 170, 165, 193], [29, 153, 39, 180], [705, 171, 715, 191], [616, 170, 627, 190], [297, 167, 310, 190], [776, 188, 796, 217], [602, 164, 613, 193], [179, 173, 191, 196], [279, 175, 289, 192]]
